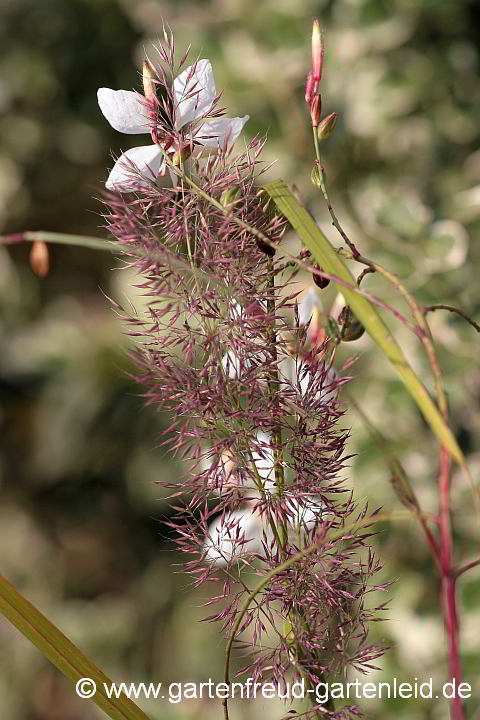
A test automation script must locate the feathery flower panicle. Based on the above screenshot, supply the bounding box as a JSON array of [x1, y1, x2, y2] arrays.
[[101, 31, 385, 717]]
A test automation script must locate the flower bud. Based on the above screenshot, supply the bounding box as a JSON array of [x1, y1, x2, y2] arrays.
[[305, 71, 316, 105], [317, 112, 337, 141], [30, 241, 49, 277], [142, 59, 156, 102], [311, 19, 324, 83], [310, 305, 326, 348], [220, 186, 242, 208], [312, 264, 330, 289], [296, 287, 326, 352], [338, 306, 365, 341]]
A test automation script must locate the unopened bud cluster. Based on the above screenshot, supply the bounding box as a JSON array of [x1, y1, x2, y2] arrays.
[[305, 20, 338, 139]]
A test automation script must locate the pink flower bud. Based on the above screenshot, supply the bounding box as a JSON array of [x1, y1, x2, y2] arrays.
[[305, 71, 316, 105], [305, 20, 325, 123], [311, 19, 324, 84], [310, 305, 326, 350]]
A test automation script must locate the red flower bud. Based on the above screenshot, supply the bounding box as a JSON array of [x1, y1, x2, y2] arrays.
[[311, 19, 324, 84], [305, 71, 316, 105]]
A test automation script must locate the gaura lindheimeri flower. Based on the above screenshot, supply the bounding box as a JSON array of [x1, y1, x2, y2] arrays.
[[221, 300, 269, 379], [98, 59, 249, 191], [297, 286, 325, 349], [202, 428, 324, 567]]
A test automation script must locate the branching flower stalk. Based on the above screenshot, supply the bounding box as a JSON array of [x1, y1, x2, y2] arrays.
[[305, 19, 469, 720]]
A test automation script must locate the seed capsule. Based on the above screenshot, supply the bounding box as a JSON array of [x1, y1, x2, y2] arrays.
[[255, 237, 276, 256], [326, 316, 340, 341], [338, 306, 365, 341], [312, 264, 330, 289], [390, 466, 419, 511]]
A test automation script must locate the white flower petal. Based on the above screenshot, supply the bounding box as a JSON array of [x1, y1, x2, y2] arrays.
[[197, 116, 249, 148], [230, 300, 245, 321], [298, 364, 339, 404], [105, 144, 164, 191], [298, 287, 321, 326], [97, 88, 149, 134], [204, 507, 262, 565], [173, 59, 216, 130], [222, 350, 242, 379], [252, 431, 275, 485], [288, 496, 324, 529]]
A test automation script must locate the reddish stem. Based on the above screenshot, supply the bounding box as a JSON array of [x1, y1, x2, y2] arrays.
[[1, 232, 25, 244], [439, 445, 464, 720]]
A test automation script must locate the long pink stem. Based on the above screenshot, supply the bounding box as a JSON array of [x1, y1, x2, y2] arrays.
[[439, 446, 464, 720]]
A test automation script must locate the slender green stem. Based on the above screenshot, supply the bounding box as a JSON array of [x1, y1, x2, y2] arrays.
[[1, 231, 114, 251], [312, 128, 360, 259], [265, 258, 286, 546]]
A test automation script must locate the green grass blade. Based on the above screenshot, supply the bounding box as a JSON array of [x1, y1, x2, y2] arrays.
[[264, 179, 464, 467], [0, 574, 153, 720]]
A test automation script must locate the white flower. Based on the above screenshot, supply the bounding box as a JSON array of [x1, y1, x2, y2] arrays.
[[297, 287, 324, 349], [203, 431, 324, 566], [203, 507, 264, 566], [296, 362, 339, 405], [251, 430, 276, 484], [298, 287, 320, 326], [98, 59, 249, 191], [292, 287, 339, 403], [221, 300, 268, 379]]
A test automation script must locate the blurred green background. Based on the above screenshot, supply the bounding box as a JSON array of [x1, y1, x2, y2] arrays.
[[1, 0, 479, 718]]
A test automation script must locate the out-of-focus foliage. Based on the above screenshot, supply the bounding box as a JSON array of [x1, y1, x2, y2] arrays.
[[0, 1, 479, 719]]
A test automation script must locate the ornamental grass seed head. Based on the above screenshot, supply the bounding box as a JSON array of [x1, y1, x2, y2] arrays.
[[101, 30, 387, 715]]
